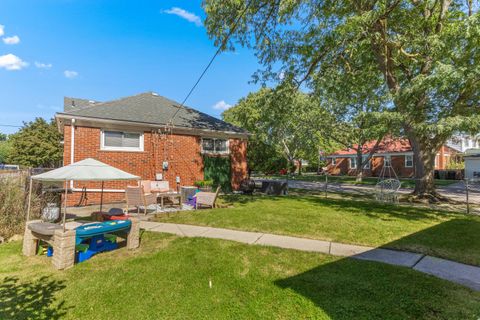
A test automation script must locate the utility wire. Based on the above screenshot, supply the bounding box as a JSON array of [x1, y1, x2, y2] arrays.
[[0, 124, 22, 128], [169, 1, 252, 124]]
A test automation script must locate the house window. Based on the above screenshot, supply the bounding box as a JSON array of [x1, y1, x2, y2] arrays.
[[384, 155, 391, 167], [349, 157, 357, 169], [362, 155, 370, 169], [202, 138, 229, 154], [405, 155, 413, 167], [101, 130, 144, 151], [331, 158, 337, 166]]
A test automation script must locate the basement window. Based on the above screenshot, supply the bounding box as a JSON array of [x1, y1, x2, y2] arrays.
[[101, 130, 144, 151], [202, 138, 229, 154]]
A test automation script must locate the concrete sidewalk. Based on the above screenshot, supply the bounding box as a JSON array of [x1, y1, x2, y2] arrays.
[[140, 221, 480, 292]]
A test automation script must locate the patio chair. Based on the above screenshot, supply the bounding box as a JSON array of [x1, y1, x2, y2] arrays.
[[125, 186, 157, 215], [374, 179, 401, 203], [195, 186, 221, 209]]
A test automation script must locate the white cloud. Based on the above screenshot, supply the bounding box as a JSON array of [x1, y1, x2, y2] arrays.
[[164, 7, 202, 26], [35, 61, 53, 69], [0, 25, 4, 37], [0, 54, 28, 70], [212, 100, 232, 111], [64, 70, 78, 79], [3, 35, 20, 45]]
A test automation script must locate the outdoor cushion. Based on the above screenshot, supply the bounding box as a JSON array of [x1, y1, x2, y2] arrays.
[[106, 208, 125, 216], [28, 222, 63, 236]]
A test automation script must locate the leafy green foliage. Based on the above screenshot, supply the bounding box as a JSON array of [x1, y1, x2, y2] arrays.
[[193, 180, 214, 188], [204, 0, 480, 195], [0, 140, 12, 164], [7, 118, 63, 168], [203, 155, 232, 192], [223, 85, 328, 173]]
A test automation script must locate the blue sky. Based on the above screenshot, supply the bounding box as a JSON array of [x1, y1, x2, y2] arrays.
[[0, 0, 261, 134]]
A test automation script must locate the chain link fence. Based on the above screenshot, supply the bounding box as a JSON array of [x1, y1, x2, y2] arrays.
[[251, 172, 480, 214]]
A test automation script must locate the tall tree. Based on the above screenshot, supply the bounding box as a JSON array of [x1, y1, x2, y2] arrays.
[[224, 85, 321, 174], [204, 0, 480, 198], [0, 132, 11, 164], [7, 118, 63, 168]]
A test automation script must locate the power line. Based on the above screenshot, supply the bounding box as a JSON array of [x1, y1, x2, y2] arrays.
[[0, 124, 22, 128], [169, 1, 252, 123]]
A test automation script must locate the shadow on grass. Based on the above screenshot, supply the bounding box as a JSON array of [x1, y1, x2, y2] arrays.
[[274, 256, 479, 319], [0, 276, 68, 320], [384, 218, 480, 266], [275, 220, 480, 318]]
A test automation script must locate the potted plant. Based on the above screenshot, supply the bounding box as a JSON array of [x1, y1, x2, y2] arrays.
[[194, 180, 214, 192]]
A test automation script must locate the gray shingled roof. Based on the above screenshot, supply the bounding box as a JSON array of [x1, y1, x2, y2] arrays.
[[58, 92, 246, 134]]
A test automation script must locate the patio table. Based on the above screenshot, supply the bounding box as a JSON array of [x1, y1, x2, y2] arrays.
[[152, 191, 182, 210]]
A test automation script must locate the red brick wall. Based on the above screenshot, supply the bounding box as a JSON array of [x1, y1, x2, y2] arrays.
[[63, 125, 248, 205], [327, 155, 414, 178], [230, 139, 248, 190]]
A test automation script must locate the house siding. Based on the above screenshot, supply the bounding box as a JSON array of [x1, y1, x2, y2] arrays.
[[63, 125, 247, 205]]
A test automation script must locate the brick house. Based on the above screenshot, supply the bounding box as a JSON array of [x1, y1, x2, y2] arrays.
[[55, 92, 249, 205], [326, 138, 458, 178]]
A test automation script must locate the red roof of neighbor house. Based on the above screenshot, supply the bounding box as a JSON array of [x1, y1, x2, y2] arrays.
[[330, 138, 412, 156]]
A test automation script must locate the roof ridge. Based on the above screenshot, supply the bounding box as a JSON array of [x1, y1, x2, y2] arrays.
[[64, 92, 160, 114]]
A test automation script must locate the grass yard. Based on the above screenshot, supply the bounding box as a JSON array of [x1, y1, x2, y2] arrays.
[[260, 174, 459, 188], [1, 232, 479, 319], [156, 195, 480, 266]]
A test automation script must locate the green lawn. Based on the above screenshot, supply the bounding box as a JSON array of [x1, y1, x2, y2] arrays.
[[260, 174, 459, 188], [1, 233, 479, 319], [156, 195, 480, 266]]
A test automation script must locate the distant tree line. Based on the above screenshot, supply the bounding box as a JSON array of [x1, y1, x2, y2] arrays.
[[0, 118, 63, 168]]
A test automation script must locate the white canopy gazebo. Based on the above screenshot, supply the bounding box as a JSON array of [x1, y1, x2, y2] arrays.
[[27, 158, 140, 231]]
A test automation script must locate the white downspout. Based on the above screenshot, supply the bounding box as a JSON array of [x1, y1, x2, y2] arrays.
[[70, 119, 75, 189]]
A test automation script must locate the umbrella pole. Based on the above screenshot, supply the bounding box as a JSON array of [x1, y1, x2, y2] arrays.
[[100, 181, 104, 213], [63, 180, 68, 232], [26, 178, 33, 222]]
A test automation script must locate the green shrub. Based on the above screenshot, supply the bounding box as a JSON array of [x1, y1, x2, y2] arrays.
[[193, 180, 214, 188], [0, 177, 42, 240]]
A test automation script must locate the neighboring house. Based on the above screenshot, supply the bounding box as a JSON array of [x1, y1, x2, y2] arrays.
[[446, 133, 480, 153], [464, 148, 480, 179], [326, 138, 457, 178], [55, 92, 249, 205]]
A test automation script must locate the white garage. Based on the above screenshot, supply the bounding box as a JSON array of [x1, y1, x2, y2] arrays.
[[464, 149, 480, 180]]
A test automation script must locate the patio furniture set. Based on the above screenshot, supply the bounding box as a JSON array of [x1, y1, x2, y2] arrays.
[[125, 180, 221, 214]]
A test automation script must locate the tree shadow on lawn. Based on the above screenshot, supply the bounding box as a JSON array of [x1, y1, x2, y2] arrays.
[[221, 194, 459, 222], [274, 257, 480, 319], [0, 276, 69, 320], [275, 220, 480, 319], [384, 218, 480, 266]]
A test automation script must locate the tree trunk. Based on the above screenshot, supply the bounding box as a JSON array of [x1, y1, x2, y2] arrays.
[[355, 152, 363, 182], [409, 135, 437, 197]]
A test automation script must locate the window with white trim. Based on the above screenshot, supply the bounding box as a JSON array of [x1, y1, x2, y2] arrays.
[[101, 130, 144, 151], [384, 155, 391, 167], [362, 155, 371, 169], [202, 138, 229, 154], [331, 158, 337, 166], [405, 155, 413, 167], [349, 157, 357, 169]]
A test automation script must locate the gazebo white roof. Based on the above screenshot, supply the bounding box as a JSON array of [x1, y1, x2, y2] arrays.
[[31, 158, 140, 181]]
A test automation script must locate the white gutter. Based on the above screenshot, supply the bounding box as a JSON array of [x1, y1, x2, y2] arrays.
[[70, 119, 75, 189]]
